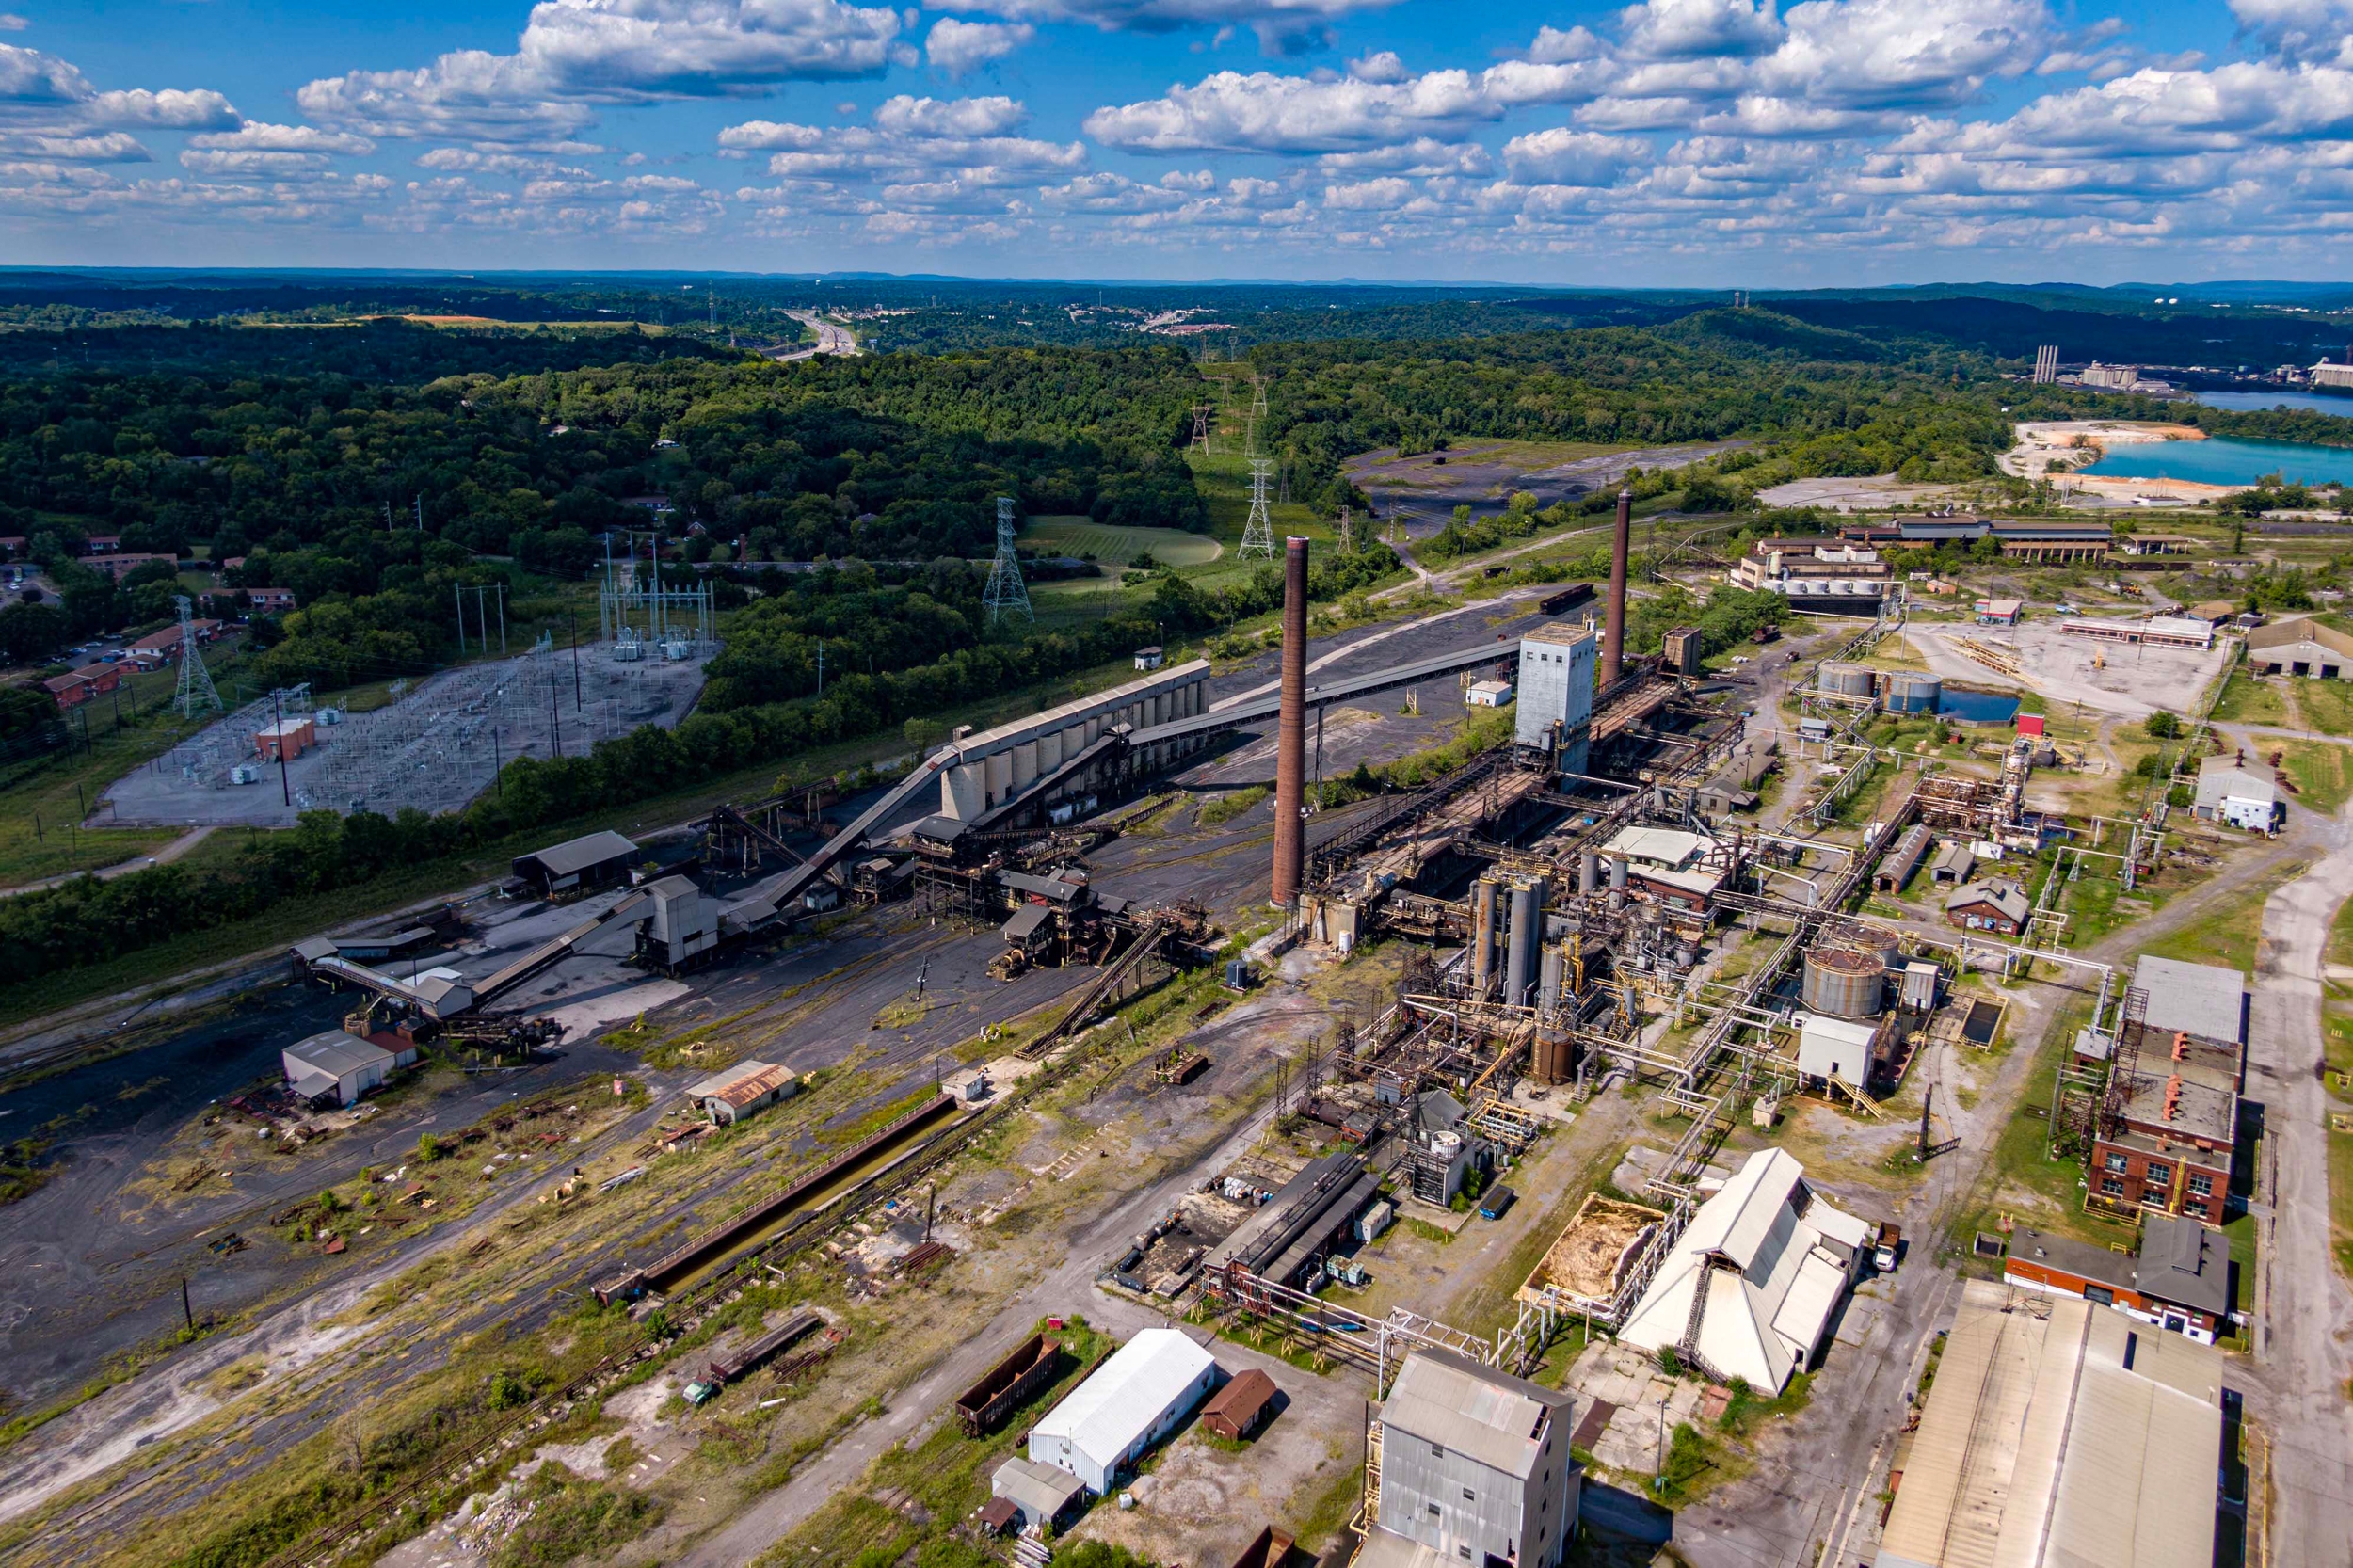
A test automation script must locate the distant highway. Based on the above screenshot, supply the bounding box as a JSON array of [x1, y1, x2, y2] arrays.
[[769, 310, 860, 361]]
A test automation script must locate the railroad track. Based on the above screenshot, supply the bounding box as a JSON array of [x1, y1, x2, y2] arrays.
[[254, 1008, 1120, 1568]]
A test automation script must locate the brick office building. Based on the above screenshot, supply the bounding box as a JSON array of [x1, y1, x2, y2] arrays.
[[2003, 1219, 2233, 1343], [2089, 957, 2246, 1226]]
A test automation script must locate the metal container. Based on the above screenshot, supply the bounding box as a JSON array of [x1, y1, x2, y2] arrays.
[[1505, 877, 1545, 1007], [1883, 671, 1943, 714], [1578, 850, 1599, 895], [1539, 946, 1564, 1017], [1609, 856, 1628, 891], [1817, 661, 1875, 698], [1801, 929, 1897, 1017], [1470, 876, 1498, 999]]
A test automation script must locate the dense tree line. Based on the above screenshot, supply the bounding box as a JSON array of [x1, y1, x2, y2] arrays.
[[0, 535, 1397, 988]]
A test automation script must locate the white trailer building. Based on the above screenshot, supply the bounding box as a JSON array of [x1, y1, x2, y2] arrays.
[[1028, 1328, 1219, 1494]]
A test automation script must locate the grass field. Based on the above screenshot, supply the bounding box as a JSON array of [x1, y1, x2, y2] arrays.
[[1025, 516, 1224, 570], [2276, 740, 2353, 813], [2211, 669, 2289, 727]]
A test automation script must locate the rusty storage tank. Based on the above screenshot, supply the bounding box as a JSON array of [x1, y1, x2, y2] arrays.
[[1817, 661, 1875, 699], [1883, 671, 1943, 714], [1801, 928, 1898, 1017]]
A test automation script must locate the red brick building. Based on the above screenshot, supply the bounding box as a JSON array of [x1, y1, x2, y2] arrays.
[[2003, 1217, 2233, 1342], [2089, 957, 2246, 1227]]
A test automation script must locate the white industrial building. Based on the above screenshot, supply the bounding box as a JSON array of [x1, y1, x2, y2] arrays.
[[1796, 1013, 1884, 1090], [1514, 622, 1596, 764], [1361, 1349, 1582, 1568], [281, 1029, 415, 1107], [2192, 756, 2281, 833], [1617, 1149, 1871, 1392], [1028, 1328, 1219, 1494]]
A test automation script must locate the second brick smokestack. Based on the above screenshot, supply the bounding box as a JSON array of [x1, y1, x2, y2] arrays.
[[1601, 486, 1631, 688], [1272, 535, 1309, 907]]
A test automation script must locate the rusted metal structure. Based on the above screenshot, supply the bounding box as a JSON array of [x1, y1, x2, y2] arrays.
[[1272, 535, 1309, 906]]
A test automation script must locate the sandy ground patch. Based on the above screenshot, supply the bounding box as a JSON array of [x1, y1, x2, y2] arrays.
[[1903, 617, 2228, 720]]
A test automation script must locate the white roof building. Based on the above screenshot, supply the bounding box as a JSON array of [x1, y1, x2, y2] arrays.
[[1875, 1279, 2228, 1568], [1616, 1149, 1869, 1392], [1028, 1328, 1220, 1494], [282, 1030, 401, 1107]]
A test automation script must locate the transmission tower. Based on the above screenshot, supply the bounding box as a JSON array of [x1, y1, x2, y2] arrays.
[[1276, 464, 1291, 505], [1190, 403, 1212, 455], [1250, 373, 1267, 422], [982, 496, 1032, 627], [1337, 505, 1354, 552], [172, 595, 223, 718], [1239, 459, 1276, 560]]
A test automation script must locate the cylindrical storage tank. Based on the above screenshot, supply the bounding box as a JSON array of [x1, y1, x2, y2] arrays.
[[1609, 856, 1628, 891], [1505, 880, 1541, 1006], [1817, 661, 1875, 698], [1883, 671, 1943, 714], [1470, 878, 1497, 998], [1539, 946, 1564, 1018], [1801, 928, 1899, 1017], [1579, 851, 1599, 895]]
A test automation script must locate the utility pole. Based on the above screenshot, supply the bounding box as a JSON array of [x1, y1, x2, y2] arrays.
[[548, 658, 563, 759], [569, 608, 583, 708], [816, 639, 824, 697], [415, 495, 424, 532], [1918, 1083, 1933, 1160], [496, 584, 507, 656], [181, 1276, 193, 1333], [455, 584, 467, 655], [491, 726, 503, 793], [271, 688, 290, 808]]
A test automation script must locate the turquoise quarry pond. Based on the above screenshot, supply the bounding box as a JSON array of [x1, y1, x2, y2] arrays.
[[2079, 433, 2353, 487]]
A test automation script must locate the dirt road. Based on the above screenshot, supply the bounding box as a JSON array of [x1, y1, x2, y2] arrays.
[[2244, 803, 2353, 1566]]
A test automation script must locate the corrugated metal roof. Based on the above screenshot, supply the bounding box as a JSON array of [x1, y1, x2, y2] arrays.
[[1380, 1348, 1570, 1480], [1876, 1280, 2225, 1568], [2133, 1215, 2231, 1317], [991, 1455, 1085, 1515], [284, 1030, 392, 1079], [523, 829, 639, 878], [1030, 1329, 1215, 1470]]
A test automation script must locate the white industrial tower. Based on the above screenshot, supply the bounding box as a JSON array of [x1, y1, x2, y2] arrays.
[[172, 595, 223, 718], [982, 496, 1032, 626], [1239, 459, 1276, 560], [2033, 344, 2059, 384]]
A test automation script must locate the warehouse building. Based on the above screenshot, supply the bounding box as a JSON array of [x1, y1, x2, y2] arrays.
[[1360, 1349, 1581, 1568], [1205, 1149, 1380, 1288], [1029, 1328, 1220, 1494], [2058, 615, 2215, 650], [2089, 956, 2246, 1227], [686, 1060, 800, 1127], [1730, 537, 1891, 608], [1874, 1280, 2230, 1568], [2246, 616, 2353, 678], [282, 1028, 415, 1107], [511, 829, 641, 897], [1616, 1149, 1871, 1391]]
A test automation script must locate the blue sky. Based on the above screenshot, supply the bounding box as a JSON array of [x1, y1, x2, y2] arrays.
[[0, 0, 2345, 284]]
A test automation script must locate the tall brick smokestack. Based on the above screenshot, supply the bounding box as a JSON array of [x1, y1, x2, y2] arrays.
[[1272, 536, 1309, 907], [1601, 487, 1631, 688]]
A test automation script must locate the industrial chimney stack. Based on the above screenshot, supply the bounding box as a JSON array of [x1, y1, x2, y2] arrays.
[[1601, 487, 1631, 688], [1271, 536, 1309, 907]]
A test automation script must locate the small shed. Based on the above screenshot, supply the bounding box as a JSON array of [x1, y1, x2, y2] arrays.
[[1201, 1368, 1278, 1441], [1796, 1013, 1882, 1086], [686, 1060, 799, 1127], [1133, 646, 1165, 671], [1465, 679, 1515, 708], [990, 1455, 1087, 1530], [282, 1029, 403, 1107], [254, 717, 315, 761]]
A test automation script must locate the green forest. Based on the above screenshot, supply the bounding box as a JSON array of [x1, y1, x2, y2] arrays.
[[7, 296, 2353, 995]]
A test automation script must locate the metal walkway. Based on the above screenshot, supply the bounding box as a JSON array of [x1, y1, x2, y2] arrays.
[[1128, 638, 1515, 748]]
